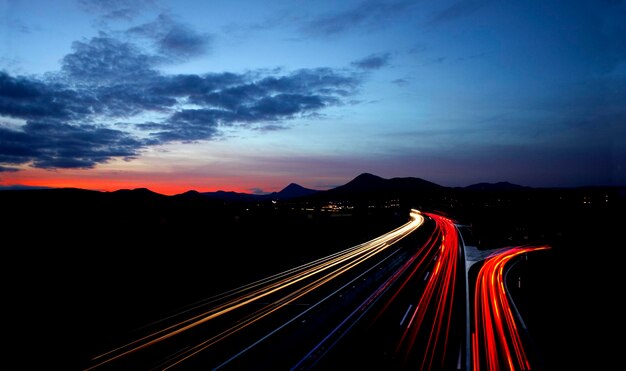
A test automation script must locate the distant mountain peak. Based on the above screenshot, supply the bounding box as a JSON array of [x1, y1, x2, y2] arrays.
[[275, 183, 318, 199], [344, 173, 386, 187], [281, 183, 305, 191], [353, 173, 384, 181]]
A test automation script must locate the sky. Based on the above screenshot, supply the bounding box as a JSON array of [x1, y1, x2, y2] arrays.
[[1, 0, 625, 194]]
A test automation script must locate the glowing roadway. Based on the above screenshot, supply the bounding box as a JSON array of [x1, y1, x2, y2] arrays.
[[471, 245, 550, 371], [84, 209, 549, 370]]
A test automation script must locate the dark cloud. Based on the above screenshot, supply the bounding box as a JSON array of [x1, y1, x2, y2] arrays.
[[62, 32, 159, 84], [255, 124, 287, 132], [191, 69, 356, 111], [254, 68, 358, 96], [127, 14, 211, 60], [153, 109, 221, 142], [150, 68, 358, 141], [92, 82, 177, 117], [351, 53, 391, 70], [0, 31, 360, 171], [0, 166, 19, 173], [0, 71, 83, 120], [78, 0, 157, 21], [0, 121, 142, 169], [302, 0, 418, 36], [431, 0, 492, 25], [151, 72, 245, 97], [392, 78, 409, 86], [250, 94, 325, 117]]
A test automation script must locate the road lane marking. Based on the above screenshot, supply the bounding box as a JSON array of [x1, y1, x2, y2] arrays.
[[399, 304, 413, 326]]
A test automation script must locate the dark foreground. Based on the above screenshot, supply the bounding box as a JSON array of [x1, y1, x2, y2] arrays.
[[1, 186, 623, 370]]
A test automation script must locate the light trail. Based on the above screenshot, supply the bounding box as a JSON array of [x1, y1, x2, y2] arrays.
[[168, 237, 395, 370], [285, 212, 549, 371], [85, 209, 424, 370], [472, 245, 550, 371], [308, 212, 464, 370], [392, 213, 462, 370], [85, 210, 550, 370], [221, 240, 410, 371]]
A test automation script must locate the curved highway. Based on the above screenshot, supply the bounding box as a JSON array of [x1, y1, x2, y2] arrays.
[[83, 210, 549, 371]]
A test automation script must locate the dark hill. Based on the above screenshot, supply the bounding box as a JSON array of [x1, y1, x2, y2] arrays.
[[200, 190, 265, 202], [325, 173, 443, 196], [110, 187, 166, 200], [112, 187, 162, 195], [270, 183, 319, 199], [198, 183, 318, 202], [465, 181, 531, 191]]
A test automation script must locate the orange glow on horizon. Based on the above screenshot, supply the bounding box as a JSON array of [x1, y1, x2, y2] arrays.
[[0, 168, 300, 195]]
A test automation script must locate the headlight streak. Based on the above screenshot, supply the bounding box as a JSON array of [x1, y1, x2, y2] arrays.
[[310, 212, 463, 370], [472, 245, 550, 371], [220, 239, 411, 371], [291, 217, 437, 370], [168, 237, 395, 370], [85, 210, 424, 370]]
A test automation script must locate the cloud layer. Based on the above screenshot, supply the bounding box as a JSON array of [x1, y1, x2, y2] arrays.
[[0, 19, 361, 170]]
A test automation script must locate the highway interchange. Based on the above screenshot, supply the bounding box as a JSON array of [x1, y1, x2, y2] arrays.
[[84, 210, 548, 371]]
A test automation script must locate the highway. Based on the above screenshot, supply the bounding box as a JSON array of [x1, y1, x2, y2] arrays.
[[83, 210, 548, 370], [471, 245, 550, 371], [303, 212, 467, 371]]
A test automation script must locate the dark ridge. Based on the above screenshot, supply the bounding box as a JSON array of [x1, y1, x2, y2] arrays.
[[2, 175, 623, 371], [175, 190, 201, 198], [326, 172, 443, 196], [111, 187, 164, 196], [464, 181, 531, 191], [388, 175, 444, 190], [271, 183, 319, 199], [333, 173, 386, 192], [198, 183, 319, 202], [201, 190, 266, 202]]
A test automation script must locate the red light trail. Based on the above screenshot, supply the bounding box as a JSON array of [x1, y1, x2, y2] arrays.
[[472, 245, 550, 371], [82, 209, 551, 370]]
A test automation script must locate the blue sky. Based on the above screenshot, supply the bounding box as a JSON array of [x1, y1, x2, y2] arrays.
[[1, 0, 624, 193]]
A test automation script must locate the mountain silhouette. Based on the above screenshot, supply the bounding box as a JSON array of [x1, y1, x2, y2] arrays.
[[112, 187, 165, 198], [200, 190, 265, 202], [195, 173, 444, 202], [270, 183, 319, 199], [198, 183, 319, 202], [325, 172, 443, 196]]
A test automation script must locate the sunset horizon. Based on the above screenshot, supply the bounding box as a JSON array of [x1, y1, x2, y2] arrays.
[[2, 1, 624, 194], [2, 169, 623, 196]]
